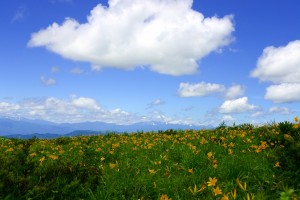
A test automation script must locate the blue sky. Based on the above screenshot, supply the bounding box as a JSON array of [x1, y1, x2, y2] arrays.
[[0, 0, 300, 126]]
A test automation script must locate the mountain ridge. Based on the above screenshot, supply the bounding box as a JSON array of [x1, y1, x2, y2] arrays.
[[0, 118, 212, 139]]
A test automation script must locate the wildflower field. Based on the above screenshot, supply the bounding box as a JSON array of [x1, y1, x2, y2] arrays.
[[1, 119, 300, 199]]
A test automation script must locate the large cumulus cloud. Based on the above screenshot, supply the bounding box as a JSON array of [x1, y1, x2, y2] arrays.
[[251, 40, 300, 103], [28, 0, 234, 75]]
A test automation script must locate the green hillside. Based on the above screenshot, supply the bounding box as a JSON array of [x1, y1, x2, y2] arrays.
[[1, 119, 299, 199]]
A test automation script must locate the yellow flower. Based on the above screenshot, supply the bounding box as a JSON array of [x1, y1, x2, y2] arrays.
[[109, 163, 116, 169], [284, 134, 293, 142], [109, 150, 114, 154], [221, 193, 230, 200], [160, 194, 172, 200], [188, 168, 194, 173], [260, 141, 268, 150], [112, 143, 120, 149], [39, 156, 45, 163], [30, 152, 37, 157], [228, 142, 235, 148], [100, 157, 105, 161], [6, 147, 14, 152], [274, 162, 281, 168], [155, 161, 162, 165], [207, 152, 213, 160], [148, 169, 156, 174], [255, 148, 262, 153], [95, 148, 102, 152], [200, 137, 207, 144], [294, 116, 299, 123], [207, 177, 218, 187], [49, 155, 58, 160], [213, 186, 222, 196]]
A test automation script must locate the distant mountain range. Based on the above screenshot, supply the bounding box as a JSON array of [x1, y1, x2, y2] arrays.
[[0, 118, 212, 139]]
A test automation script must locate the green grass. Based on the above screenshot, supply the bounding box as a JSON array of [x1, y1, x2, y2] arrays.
[[0, 121, 299, 199]]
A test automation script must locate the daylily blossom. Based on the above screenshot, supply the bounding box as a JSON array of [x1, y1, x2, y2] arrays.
[[207, 177, 218, 187]]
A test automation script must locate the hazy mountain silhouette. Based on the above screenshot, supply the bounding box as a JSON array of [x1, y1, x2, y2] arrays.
[[0, 118, 212, 139]]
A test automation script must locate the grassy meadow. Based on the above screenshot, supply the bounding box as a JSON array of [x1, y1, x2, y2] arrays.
[[1, 119, 300, 199]]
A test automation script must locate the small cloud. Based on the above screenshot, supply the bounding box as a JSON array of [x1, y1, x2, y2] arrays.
[[215, 48, 224, 54], [224, 84, 245, 99], [178, 82, 225, 97], [250, 106, 292, 118], [268, 106, 291, 115], [40, 76, 56, 86], [91, 65, 102, 72], [222, 115, 234, 122], [71, 97, 101, 110], [51, 66, 59, 73], [152, 99, 165, 106], [265, 83, 300, 103], [147, 99, 165, 108], [70, 67, 84, 74], [178, 82, 245, 99], [219, 97, 258, 114]]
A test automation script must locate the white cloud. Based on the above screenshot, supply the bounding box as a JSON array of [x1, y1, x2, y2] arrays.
[[251, 40, 300, 83], [153, 99, 164, 105], [178, 82, 245, 99], [146, 110, 203, 126], [0, 102, 20, 113], [40, 76, 56, 86], [0, 96, 206, 125], [269, 106, 291, 114], [222, 115, 234, 121], [0, 96, 133, 124], [250, 106, 291, 118], [251, 40, 300, 103], [178, 82, 225, 97], [71, 97, 101, 110], [149, 99, 165, 107], [219, 97, 257, 114], [70, 67, 84, 74], [147, 99, 165, 109], [265, 83, 300, 103], [28, 0, 234, 76], [224, 84, 245, 99]]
